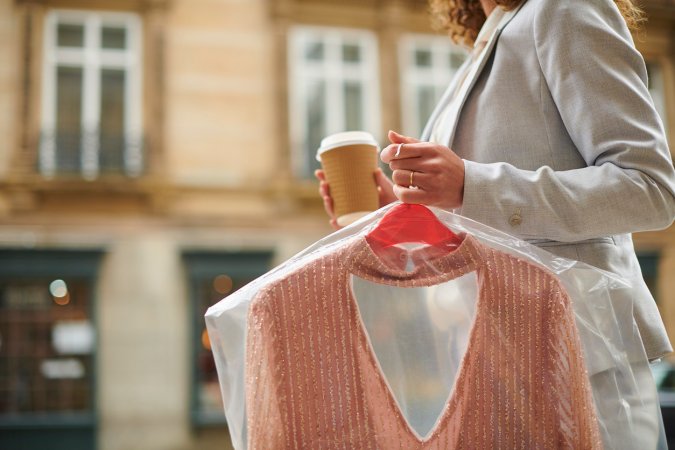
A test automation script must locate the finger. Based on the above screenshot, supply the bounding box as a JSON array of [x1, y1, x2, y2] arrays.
[[374, 168, 397, 206], [388, 130, 421, 144], [389, 157, 428, 173], [373, 168, 393, 189], [316, 170, 330, 200], [329, 218, 340, 230], [322, 194, 335, 216], [391, 169, 428, 190], [393, 183, 428, 204], [319, 180, 330, 198], [381, 142, 431, 163]]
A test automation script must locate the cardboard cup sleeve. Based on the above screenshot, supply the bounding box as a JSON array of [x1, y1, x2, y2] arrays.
[[320, 144, 379, 226]]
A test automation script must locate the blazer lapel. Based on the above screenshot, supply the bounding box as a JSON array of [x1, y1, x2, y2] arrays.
[[424, 3, 525, 145]]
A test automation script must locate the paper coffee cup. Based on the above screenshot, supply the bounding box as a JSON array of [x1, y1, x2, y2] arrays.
[[317, 131, 379, 227]]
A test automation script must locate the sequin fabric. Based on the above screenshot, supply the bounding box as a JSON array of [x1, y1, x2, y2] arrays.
[[245, 234, 602, 449]]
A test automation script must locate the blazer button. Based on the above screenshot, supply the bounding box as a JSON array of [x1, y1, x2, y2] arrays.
[[509, 214, 522, 226]]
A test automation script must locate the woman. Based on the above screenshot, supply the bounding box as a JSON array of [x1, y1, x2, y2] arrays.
[[317, 0, 675, 362], [318, 0, 675, 444]]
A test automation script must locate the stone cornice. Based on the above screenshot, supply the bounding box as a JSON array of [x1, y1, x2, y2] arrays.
[[14, 0, 172, 11]]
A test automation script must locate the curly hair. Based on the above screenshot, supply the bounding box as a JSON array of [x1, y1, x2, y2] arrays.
[[429, 0, 646, 47]]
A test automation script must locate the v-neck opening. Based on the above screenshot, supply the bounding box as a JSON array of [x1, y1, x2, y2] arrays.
[[346, 270, 483, 444], [342, 234, 486, 444]]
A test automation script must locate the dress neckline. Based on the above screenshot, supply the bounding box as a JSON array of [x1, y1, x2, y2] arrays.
[[343, 232, 485, 286], [342, 233, 486, 444]]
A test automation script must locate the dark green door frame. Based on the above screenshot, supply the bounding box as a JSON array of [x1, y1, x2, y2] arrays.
[[0, 248, 104, 450]]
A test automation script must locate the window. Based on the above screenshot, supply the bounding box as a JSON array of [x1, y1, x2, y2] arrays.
[[646, 62, 668, 136], [399, 35, 467, 138], [0, 249, 103, 450], [288, 26, 381, 178], [183, 250, 273, 425], [40, 10, 143, 179]]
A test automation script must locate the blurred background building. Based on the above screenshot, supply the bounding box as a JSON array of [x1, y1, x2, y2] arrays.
[[0, 0, 673, 448]]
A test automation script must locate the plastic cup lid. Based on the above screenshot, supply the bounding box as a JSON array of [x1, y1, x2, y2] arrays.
[[316, 131, 379, 161]]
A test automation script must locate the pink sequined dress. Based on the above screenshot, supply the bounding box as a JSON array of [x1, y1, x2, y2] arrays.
[[245, 234, 602, 449]]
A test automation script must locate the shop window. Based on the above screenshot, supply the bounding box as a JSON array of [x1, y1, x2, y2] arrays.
[[288, 26, 381, 178], [183, 250, 273, 425], [40, 10, 143, 179], [0, 249, 103, 450], [399, 34, 467, 138]]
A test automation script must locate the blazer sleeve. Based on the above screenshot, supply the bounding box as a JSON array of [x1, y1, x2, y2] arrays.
[[459, 0, 675, 242]]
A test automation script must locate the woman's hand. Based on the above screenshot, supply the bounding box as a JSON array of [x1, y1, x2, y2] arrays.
[[381, 130, 465, 210], [315, 168, 397, 230]]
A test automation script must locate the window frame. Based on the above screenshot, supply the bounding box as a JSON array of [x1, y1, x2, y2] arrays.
[[287, 25, 382, 178], [182, 250, 273, 427], [40, 9, 143, 180], [398, 34, 467, 138]]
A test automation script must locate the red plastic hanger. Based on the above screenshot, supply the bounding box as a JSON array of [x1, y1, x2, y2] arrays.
[[365, 203, 463, 252]]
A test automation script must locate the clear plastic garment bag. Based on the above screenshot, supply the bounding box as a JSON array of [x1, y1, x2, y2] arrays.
[[206, 203, 663, 450]]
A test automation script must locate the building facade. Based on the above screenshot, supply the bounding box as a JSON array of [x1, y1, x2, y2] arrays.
[[0, 0, 673, 449]]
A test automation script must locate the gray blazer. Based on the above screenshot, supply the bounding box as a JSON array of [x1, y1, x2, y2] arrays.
[[421, 0, 675, 359]]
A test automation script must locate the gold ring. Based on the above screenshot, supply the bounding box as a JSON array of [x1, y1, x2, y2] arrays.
[[408, 171, 419, 190]]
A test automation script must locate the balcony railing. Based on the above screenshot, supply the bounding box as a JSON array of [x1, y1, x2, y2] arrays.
[[39, 130, 145, 179]]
